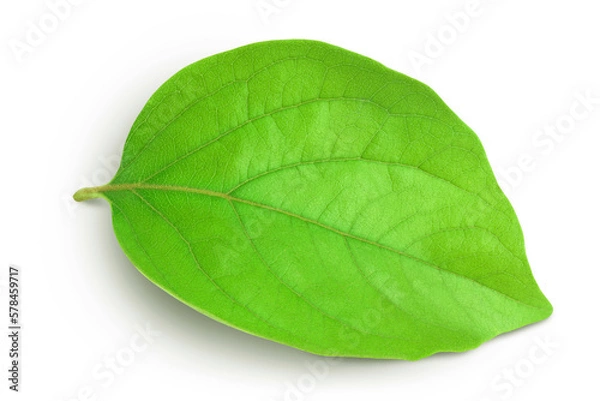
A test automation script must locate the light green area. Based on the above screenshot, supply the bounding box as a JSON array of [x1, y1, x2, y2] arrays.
[[75, 40, 552, 359]]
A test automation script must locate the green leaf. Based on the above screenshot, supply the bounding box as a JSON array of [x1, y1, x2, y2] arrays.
[[74, 40, 552, 360]]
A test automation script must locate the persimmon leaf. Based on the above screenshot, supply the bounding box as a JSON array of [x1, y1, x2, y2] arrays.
[[74, 40, 552, 360]]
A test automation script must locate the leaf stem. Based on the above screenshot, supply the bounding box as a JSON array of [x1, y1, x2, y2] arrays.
[[73, 186, 109, 202]]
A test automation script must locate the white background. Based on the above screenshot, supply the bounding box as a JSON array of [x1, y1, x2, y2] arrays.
[[1, 1, 599, 400]]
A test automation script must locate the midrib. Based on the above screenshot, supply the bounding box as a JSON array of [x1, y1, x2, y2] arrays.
[[80, 182, 425, 264], [76, 181, 543, 310]]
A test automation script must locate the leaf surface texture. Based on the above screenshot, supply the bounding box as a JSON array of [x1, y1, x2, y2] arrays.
[[76, 40, 552, 359]]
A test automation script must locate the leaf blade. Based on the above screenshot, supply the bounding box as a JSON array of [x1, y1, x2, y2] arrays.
[[78, 39, 552, 359]]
